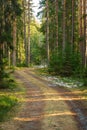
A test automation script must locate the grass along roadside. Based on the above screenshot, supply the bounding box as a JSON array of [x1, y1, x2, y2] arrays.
[[0, 95, 17, 122], [35, 68, 87, 106], [35, 68, 84, 88], [0, 79, 25, 122]]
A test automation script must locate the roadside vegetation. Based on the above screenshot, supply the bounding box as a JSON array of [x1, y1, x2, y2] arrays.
[[35, 67, 87, 116], [0, 69, 25, 122], [0, 94, 17, 122]]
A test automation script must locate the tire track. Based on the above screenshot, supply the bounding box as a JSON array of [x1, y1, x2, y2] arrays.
[[23, 69, 87, 130]]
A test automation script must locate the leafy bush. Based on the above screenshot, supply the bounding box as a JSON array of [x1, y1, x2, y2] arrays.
[[0, 95, 17, 121], [0, 57, 16, 89], [0, 78, 16, 89]]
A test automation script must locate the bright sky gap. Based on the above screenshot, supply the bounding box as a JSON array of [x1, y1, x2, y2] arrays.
[[32, 0, 40, 21]]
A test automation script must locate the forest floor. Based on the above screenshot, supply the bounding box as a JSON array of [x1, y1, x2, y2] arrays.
[[0, 68, 87, 130]]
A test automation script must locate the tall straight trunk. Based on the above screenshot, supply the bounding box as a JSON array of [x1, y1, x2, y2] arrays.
[[83, 0, 86, 67], [79, 0, 83, 64], [79, 0, 86, 66], [86, 1, 87, 67], [1, 2, 5, 59], [2, 2, 5, 57], [46, 0, 50, 64], [27, 0, 31, 66], [12, 17, 17, 66], [55, 0, 58, 48], [23, 0, 27, 65], [71, 0, 74, 51], [62, 0, 66, 52]]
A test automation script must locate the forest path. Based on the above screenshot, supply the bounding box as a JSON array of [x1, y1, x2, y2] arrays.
[[0, 68, 86, 130]]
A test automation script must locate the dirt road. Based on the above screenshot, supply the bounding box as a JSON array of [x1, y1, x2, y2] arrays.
[[0, 68, 87, 130]]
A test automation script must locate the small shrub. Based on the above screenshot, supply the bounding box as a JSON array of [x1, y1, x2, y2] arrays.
[[0, 78, 16, 90], [48, 47, 82, 77], [0, 96, 17, 121], [83, 67, 87, 86], [83, 78, 87, 86]]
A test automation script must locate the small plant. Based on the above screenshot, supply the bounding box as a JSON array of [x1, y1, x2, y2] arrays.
[[83, 67, 87, 86], [48, 46, 82, 77], [0, 95, 18, 122]]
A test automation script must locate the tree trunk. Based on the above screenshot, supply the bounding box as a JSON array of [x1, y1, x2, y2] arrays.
[[23, 0, 27, 65], [71, 0, 74, 51], [83, 0, 86, 67], [86, 0, 87, 67], [46, 0, 50, 65], [79, 0, 86, 67], [62, 0, 66, 52], [27, 0, 31, 66], [12, 17, 17, 66], [55, 0, 58, 48], [79, 0, 83, 64]]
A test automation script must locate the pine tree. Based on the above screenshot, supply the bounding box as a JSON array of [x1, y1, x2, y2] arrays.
[[46, 0, 50, 64]]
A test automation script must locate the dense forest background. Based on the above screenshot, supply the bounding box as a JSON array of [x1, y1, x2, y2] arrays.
[[0, 0, 87, 88]]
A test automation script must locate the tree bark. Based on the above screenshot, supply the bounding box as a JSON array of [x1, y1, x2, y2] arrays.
[[79, 0, 86, 67], [46, 0, 50, 64], [79, 0, 83, 64], [23, 0, 27, 65], [12, 17, 17, 66], [83, 0, 86, 67], [62, 0, 66, 52], [27, 0, 31, 66], [71, 0, 74, 51], [55, 0, 58, 48]]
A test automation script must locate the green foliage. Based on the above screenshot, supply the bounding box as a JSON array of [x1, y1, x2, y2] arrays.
[[0, 78, 16, 90], [82, 67, 87, 86], [48, 46, 82, 77], [48, 49, 63, 75], [0, 58, 8, 80], [0, 58, 16, 89], [0, 0, 22, 86], [0, 95, 17, 122], [30, 20, 45, 65], [83, 78, 87, 86]]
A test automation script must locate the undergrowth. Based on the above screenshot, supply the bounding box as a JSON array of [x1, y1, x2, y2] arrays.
[[0, 75, 25, 122], [36, 67, 87, 89], [0, 95, 17, 122]]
